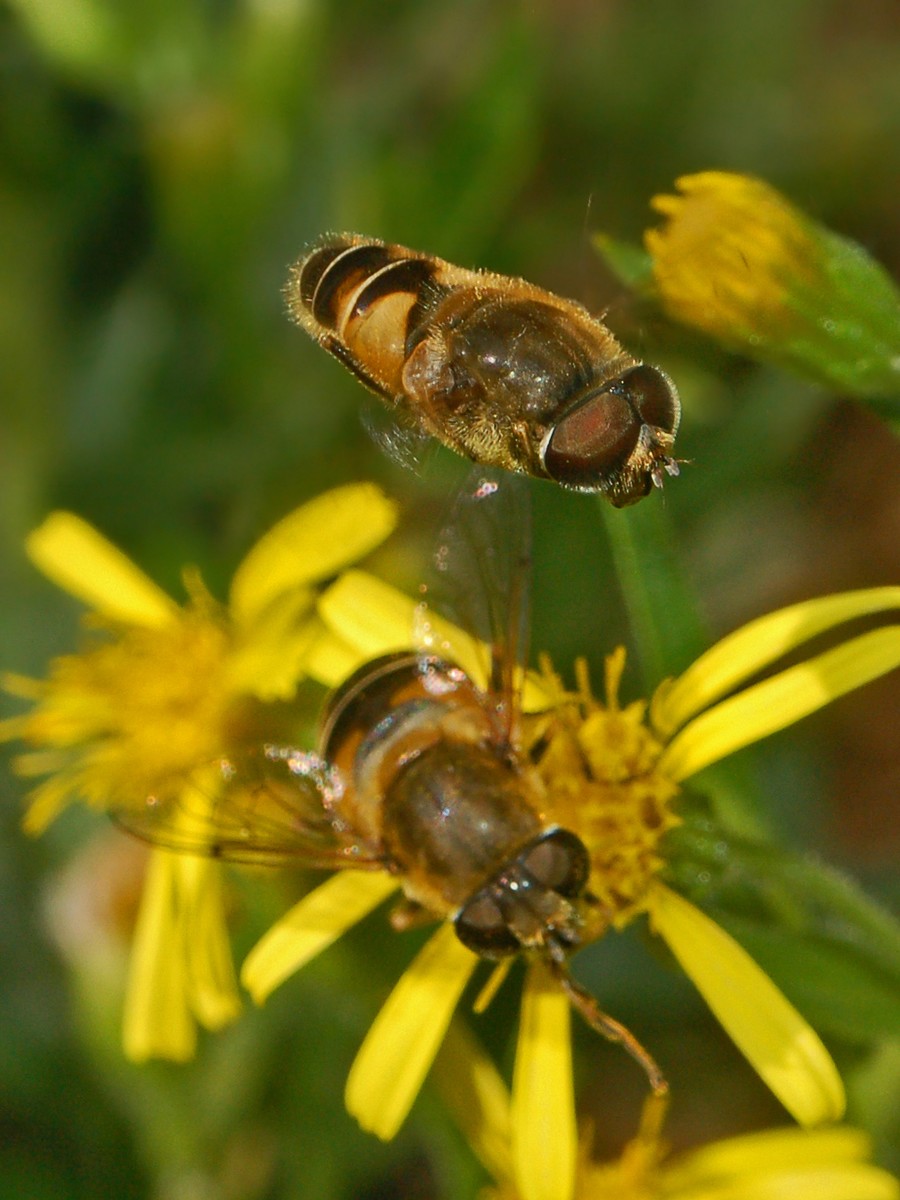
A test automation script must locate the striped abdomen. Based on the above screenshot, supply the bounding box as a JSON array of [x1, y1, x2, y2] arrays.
[[286, 234, 445, 402]]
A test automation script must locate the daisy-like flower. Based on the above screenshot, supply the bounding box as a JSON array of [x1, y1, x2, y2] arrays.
[[433, 1024, 900, 1200], [1, 484, 397, 1061], [644, 171, 900, 399], [243, 568, 900, 1200]]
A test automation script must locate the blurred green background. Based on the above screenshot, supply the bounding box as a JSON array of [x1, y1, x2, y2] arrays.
[[2, 1, 900, 1196]]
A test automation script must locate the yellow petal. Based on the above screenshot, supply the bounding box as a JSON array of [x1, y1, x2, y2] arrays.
[[27, 512, 178, 628], [433, 1021, 514, 1186], [658, 627, 900, 782], [178, 855, 241, 1030], [345, 923, 479, 1140], [0, 672, 44, 700], [653, 588, 900, 736], [242, 871, 398, 1004], [317, 570, 479, 671], [21, 773, 74, 835], [227, 597, 320, 698], [511, 962, 577, 1200], [663, 1126, 874, 1187], [648, 882, 845, 1125], [122, 850, 196, 1062], [668, 1162, 900, 1200], [318, 571, 551, 709], [229, 484, 398, 625], [302, 622, 377, 688]]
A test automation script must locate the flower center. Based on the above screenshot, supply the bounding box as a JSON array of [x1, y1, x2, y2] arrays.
[[525, 652, 680, 933], [30, 610, 233, 812]]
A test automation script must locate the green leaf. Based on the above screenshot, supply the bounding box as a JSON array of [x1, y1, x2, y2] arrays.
[[600, 499, 773, 838], [591, 233, 654, 290], [599, 497, 707, 687], [717, 917, 900, 1045], [667, 818, 900, 1043]]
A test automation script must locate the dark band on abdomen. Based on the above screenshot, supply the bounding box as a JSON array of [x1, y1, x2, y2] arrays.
[[306, 242, 401, 330], [349, 257, 437, 321]]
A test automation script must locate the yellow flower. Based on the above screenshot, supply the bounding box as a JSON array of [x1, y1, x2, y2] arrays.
[[1, 484, 397, 1061], [242, 570, 900, 1200], [435, 1031, 900, 1200], [644, 171, 900, 398]]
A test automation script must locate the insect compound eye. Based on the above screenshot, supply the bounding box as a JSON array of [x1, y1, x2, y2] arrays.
[[518, 828, 590, 899], [542, 387, 637, 489], [541, 365, 680, 494], [615, 364, 680, 434], [454, 890, 521, 958]]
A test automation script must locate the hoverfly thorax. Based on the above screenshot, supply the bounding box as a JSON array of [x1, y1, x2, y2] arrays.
[[287, 234, 681, 506]]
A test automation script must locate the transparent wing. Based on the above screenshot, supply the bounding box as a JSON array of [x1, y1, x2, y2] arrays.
[[419, 467, 533, 750], [360, 399, 435, 476], [111, 746, 383, 870]]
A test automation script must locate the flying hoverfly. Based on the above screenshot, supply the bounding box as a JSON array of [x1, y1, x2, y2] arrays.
[[116, 474, 666, 1093], [287, 235, 681, 508]]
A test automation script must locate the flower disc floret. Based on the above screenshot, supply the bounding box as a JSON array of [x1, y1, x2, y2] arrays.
[[527, 654, 680, 929], [9, 610, 232, 833]]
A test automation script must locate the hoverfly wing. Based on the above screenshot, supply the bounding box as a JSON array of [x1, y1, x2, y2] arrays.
[[359, 399, 434, 476], [419, 468, 532, 751], [112, 747, 383, 870]]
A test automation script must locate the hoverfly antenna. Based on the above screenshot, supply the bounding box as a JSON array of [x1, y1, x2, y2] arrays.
[[549, 959, 669, 1097]]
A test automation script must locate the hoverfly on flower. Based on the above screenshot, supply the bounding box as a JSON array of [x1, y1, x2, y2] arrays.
[[8, 476, 900, 1195], [114, 471, 668, 1096]]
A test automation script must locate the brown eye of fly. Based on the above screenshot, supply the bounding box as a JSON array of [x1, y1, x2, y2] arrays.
[[454, 891, 521, 957], [542, 364, 679, 493], [542, 387, 640, 486], [518, 828, 590, 899], [617, 364, 680, 431]]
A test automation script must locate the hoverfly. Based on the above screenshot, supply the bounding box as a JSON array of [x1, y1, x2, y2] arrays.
[[287, 234, 681, 507], [117, 474, 665, 1093]]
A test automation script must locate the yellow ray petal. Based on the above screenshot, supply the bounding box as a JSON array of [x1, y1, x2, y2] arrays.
[[178, 856, 241, 1030], [122, 850, 196, 1062], [230, 484, 398, 624], [302, 619, 382, 688], [511, 962, 577, 1200], [318, 570, 551, 708], [345, 923, 479, 1140], [653, 588, 900, 736], [27, 512, 178, 628], [227, 597, 320, 698], [669, 1163, 899, 1200], [433, 1021, 514, 1186], [21, 773, 75, 835], [242, 871, 398, 1004], [0, 673, 44, 700], [648, 882, 845, 1126], [662, 1126, 873, 1187], [317, 570, 484, 676], [658, 627, 900, 782]]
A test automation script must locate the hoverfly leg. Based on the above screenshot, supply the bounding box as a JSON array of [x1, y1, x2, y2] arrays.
[[550, 961, 668, 1097], [389, 897, 436, 933]]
